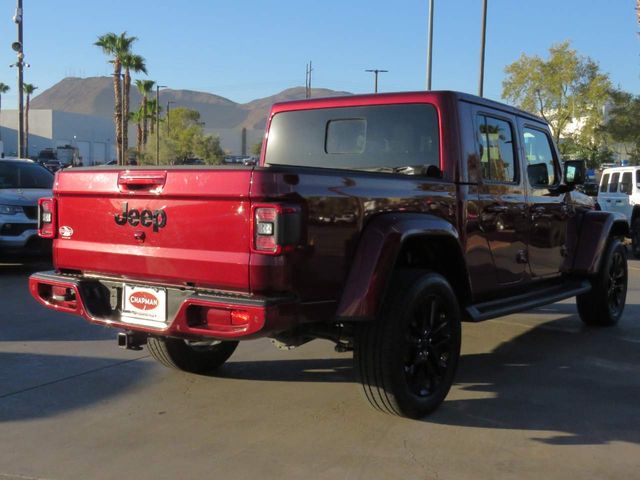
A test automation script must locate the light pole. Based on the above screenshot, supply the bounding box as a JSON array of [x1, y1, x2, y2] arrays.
[[426, 0, 434, 90], [478, 0, 488, 97], [166, 100, 175, 134], [155, 85, 167, 165], [13, 0, 25, 157], [365, 69, 388, 94]]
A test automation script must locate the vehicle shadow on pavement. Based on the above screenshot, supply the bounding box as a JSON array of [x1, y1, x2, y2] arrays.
[[218, 357, 353, 383], [432, 311, 640, 446], [0, 352, 150, 422]]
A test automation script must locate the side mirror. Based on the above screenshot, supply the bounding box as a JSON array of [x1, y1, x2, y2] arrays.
[[563, 160, 586, 187]]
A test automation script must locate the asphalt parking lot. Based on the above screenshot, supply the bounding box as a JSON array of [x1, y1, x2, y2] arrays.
[[0, 257, 639, 480]]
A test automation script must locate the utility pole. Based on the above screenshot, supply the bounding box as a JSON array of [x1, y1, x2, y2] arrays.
[[478, 0, 488, 97], [426, 0, 434, 90], [365, 69, 388, 94], [14, 0, 25, 157], [305, 61, 313, 99]]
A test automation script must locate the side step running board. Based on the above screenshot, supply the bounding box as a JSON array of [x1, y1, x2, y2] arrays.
[[465, 279, 591, 322]]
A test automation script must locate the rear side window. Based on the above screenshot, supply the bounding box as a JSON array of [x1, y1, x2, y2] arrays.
[[620, 172, 633, 194], [477, 115, 517, 183], [265, 104, 440, 175], [609, 173, 620, 192], [637, 170, 640, 187], [600, 173, 610, 192]]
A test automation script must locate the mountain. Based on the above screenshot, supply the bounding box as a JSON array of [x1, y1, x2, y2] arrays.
[[31, 77, 351, 131]]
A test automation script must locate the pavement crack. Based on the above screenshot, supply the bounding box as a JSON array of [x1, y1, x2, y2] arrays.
[[0, 355, 149, 400]]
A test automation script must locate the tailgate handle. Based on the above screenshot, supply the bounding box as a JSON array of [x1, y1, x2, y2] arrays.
[[118, 171, 167, 190]]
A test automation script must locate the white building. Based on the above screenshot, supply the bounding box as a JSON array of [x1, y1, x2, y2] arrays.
[[0, 109, 116, 164]]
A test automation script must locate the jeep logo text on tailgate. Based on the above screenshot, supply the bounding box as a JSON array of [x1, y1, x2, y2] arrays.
[[114, 202, 167, 232]]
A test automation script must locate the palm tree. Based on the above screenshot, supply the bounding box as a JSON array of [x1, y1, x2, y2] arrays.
[[0, 83, 9, 143], [23, 83, 37, 158], [95, 32, 137, 165], [121, 53, 147, 161], [129, 109, 144, 158], [135, 79, 155, 147], [146, 99, 162, 135]]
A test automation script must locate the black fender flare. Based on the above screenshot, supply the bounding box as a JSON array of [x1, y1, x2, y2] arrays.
[[571, 210, 629, 275], [336, 213, 468, 320]]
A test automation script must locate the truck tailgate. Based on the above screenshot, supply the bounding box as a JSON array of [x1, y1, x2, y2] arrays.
[[53, 167, 253, 291]]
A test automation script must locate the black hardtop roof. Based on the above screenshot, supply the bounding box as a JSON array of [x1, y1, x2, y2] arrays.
[[272, 90, 546, 125], [447, 90, 545, 123]]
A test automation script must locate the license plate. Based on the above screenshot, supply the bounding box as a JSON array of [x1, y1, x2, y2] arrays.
[[121, 284, 167, 328]]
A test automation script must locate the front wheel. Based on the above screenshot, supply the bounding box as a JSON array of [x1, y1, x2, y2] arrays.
[[147, 336, 238, 374], [576, 238, 628, 326], [354, 270, 462, 418]]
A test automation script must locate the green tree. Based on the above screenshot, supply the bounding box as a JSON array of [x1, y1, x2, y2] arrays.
[[135, 79, 155, 147], [95, 32, 137, 165], [0, 83, 9, 143], [602, 91, 640, 163], [502, 41, 611, 152], [251, 141, 262, 156], [23, 83, 37, 157], [146, 107, 224, 165], [121, 53, 147, 159]]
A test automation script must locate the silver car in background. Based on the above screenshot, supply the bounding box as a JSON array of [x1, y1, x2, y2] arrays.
[[0, 158, 54, 256]]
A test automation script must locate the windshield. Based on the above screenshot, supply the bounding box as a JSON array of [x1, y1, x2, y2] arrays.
[[0, 162, 54, 189]]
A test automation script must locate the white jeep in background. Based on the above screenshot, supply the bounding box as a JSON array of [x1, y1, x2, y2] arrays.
[[597, 166, 640, 257]]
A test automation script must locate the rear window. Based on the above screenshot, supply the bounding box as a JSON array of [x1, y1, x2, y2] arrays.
[[0, 162, 53, 189], [600, 173, 609, 192], [609, 172, 620, 193], [265, 104, 440, 175], [620, 172, 633, 194]]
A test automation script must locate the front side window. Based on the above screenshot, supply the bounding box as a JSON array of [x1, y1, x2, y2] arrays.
[[609, 172, 620, 193], [600, 173, 610, 193], [522, 127, 557, 187], [265, 104, 440, 175], [477, 115, 517, 182]]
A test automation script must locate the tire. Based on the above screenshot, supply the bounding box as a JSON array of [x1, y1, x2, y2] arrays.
[[631, 219, 640, 259], [576, 238, 628, 326], [354, 270, 462, 418], [147, 336, 238, 374]]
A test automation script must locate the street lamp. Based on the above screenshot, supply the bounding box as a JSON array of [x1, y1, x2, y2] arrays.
[[426, 0, 434, 90], [478, 0, 488, 97], [365, 69, 388, 94], [12, 0, 25, 157], [156, 85, 167, 165]]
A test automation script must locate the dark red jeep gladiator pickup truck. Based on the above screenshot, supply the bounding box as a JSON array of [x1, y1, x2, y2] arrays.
[[30, 91, 629, 418]]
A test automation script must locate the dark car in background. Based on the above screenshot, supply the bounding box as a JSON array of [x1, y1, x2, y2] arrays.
[[0, 158, 54, 256]]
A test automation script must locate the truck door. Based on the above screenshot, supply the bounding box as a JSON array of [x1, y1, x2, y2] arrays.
[[519, 123, 569, 278], [474, 111, 528, 285]]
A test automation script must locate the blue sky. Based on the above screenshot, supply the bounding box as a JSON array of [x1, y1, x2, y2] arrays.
[[0, 0, 637, 105]]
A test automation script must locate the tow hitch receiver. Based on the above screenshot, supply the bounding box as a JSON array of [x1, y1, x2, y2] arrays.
[[117, 331, 147, 351]]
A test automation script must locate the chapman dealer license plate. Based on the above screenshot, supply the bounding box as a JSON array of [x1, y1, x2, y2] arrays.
[[121, 284, 167, 328]]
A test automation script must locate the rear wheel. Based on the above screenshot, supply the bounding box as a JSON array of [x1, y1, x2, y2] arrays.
[[577, 238, 627, 326], [354, 270, 461, 418], [147, 337, 238, 374], [631, 219, 640, 259]]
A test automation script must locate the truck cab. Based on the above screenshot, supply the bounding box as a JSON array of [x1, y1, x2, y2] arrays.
[[597, 166, 640, 256]]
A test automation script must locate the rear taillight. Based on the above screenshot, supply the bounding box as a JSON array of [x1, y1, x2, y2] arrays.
[[38, 197, 57, 238], [251, 204, 301, 255]]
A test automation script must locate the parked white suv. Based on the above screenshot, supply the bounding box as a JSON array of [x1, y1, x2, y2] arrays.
[[597, 166, 640, 257]]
